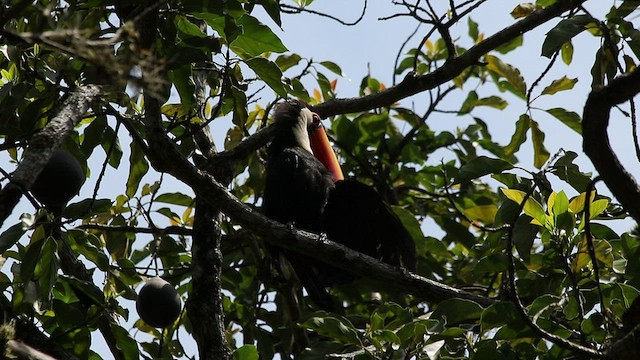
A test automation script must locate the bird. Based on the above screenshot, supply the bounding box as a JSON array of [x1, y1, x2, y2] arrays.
[[263, 99, 417, 310]]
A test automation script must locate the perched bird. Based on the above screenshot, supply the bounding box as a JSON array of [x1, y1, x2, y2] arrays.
[[263, 99, 416, 310]]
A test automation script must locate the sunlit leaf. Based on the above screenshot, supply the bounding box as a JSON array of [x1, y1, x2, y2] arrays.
[[568, 191, 596, 214], [573, 236, 613, 271], [485, 55, 526, 98], [464, 205, 498, 224], [561, 41, 574, 64], [501, 188, 546, 225], [511, 3, 539, 19], [541, 76, 578, 95]]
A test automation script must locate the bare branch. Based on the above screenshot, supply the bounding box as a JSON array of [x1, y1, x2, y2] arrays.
[[312, 0, 587, 118]]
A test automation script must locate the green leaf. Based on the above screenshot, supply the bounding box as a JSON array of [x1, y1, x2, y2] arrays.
[[589, 199, 609, 219], [550, 151, 592, 192], [513, 215, 538, 260], [456, 156, 513, 183], [573, 237, 613, 271], [458, 90, 478, 114], [234, 345, 259, 360], [245, 57, 287, 97], [430, 298, 483, 324], [485, 55, 526, 98], [0, 223, 26, 253], [476, 96, 508, 110], [275, 53, 301, 71], [550, 190, 569, 217], [168, 65, 196, 110], [111, 324, 140, 360], [468, 17, 479, 42], [301, 314, 361, 344], [126, 141, 149, 198], [320, 61, 344, 76], [481, 302, 521, 332], [464, 205, 498, 224], [230, 15, 287, 59], [496, 35, 523, 54], [541, 76, 578, 95], [63, 199, 113, 220], [21, 236, 45, 282], [392, 206, 424, 244], [176, 15, 207, 38], [102, 125, 122, 168], [504, 114, 530, 156], [501, 188, 546, 225], [259, 0, 281, 26], [35, 237, 59, 300], [545, 108, 582, 133], [542, 15, 594, 58], [561, 41, 574, 64], [155, 192, 195, 207], [530, 119, 550, 169]]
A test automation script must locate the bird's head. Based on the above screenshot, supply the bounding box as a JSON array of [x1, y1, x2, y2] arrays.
[[270, 99, 344, 181], [271, 99, 315, 154]]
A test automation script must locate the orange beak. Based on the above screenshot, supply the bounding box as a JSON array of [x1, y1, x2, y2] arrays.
[[309, 114, 344, 182]]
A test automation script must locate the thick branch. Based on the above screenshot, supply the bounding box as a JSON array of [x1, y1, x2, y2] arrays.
[[7, 340, 57, 360], [605, 323, 640, 360], [141, 117, 494, 306], [582, 67, 640, 223], [186, 199, 231, 360], [0, 85, 101, 227], [0, 294, 79, 360]]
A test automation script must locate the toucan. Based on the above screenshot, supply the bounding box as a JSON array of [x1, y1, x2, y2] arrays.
[[263, 100, 417, 310]]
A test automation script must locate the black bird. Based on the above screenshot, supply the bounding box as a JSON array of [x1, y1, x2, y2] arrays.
[[263, 100, 416, 310]]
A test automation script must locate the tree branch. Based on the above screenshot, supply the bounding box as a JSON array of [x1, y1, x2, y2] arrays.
[[311, 0, 586, 118], [0, 294, 80, 360], [0, 85, 101, 228], [186, 199, 232, 359], [582, 67, 640, 223], [213, 0, 586, 164], [139, 115, 495, 306]]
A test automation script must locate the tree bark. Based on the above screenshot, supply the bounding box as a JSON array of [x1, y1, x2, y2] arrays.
[[0, 85, 100, 228], [186, 200, 232, 360], [582, 67, 640, 223]]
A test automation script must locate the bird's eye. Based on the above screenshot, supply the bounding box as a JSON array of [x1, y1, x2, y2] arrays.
[[311, 113, 322, 126]]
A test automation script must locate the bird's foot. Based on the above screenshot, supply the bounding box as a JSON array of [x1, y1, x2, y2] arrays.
[[317, 232, 329, 245]]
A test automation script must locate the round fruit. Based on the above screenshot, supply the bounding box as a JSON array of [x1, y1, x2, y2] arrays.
[[136, 276, 182, 328], [31, 149, 85, 208]]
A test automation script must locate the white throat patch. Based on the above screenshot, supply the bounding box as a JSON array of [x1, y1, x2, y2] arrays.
[[295, 108, 313, 154]]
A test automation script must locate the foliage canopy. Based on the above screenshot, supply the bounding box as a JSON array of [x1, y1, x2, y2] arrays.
[[1, 0, 640, 359]]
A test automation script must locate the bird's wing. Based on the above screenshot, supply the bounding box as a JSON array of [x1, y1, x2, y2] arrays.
[[323, 179, 417, 271]]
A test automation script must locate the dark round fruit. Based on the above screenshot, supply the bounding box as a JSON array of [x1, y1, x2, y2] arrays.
[[136, 276, 182, 328], [31, 149, 85, 208]]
